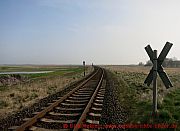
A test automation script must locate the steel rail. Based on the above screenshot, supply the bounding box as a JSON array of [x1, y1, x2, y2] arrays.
[[73, 68, 104, 131], [15, 68, 100, 131]]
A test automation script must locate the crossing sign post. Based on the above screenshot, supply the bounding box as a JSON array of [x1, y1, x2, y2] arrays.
[[144, 42, 173, 115]]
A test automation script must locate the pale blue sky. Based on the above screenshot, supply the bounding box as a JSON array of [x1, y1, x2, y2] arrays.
[[0, 0, 180, 65]]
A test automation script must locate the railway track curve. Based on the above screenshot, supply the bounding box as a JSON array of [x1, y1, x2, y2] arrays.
[[7, 66, 106, 131]]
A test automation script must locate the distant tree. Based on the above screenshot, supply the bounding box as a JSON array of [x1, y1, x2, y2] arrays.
[[162, 58, 169, 67], [138, 62, 144, 66], [172, 57, 178, 61], [145, 60, 152, 66], [144, 57, 180, 67], [162, 57, 180, 67]]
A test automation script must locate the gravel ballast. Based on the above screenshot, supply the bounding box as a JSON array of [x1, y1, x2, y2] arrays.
[[100, 69, 128, 130]]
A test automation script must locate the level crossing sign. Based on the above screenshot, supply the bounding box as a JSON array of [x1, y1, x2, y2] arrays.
[[144, 42, 173, 88], [144, 42, 173, 114]]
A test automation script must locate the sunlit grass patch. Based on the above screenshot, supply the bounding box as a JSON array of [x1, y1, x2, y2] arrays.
[[105, 65, 180, 129]]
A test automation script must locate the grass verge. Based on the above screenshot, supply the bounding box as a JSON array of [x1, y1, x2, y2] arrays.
[[106, 66, 180, 130]]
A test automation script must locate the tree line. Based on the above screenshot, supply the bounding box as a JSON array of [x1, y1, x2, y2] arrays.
[[139, 57, 180, 68]]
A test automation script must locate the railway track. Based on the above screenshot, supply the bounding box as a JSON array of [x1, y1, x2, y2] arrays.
[[8, 66, 106, 131]]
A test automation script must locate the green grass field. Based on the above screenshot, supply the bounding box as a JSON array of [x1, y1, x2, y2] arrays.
[[0, 65, 89, 84], [106, 65, 180, 130], [0, 65, 84, 77], [0, 65, 77, 72]]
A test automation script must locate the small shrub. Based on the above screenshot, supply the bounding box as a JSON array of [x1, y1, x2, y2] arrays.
[[14, 95, 22, 103], [173, 111, 180, 120], [0, 100, 8, 109], [9, 93, 15, 97], [47, 86, 57, 94], [174, 101, 180, 106], [0, 86, 7, 91], [159, 110, 171, 120], [163, 97, 173, 105], [30, 92, 38, 100]]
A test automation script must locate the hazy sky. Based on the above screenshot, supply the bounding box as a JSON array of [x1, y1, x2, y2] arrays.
[[0, 0, 180, 65]]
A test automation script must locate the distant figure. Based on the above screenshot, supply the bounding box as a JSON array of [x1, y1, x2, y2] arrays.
[[92, 63, 93, 66]]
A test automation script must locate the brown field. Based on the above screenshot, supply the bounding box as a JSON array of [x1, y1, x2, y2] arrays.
[[103, 65, 180, 74], [103, 65, 180, 101], [0, 66, 93, 118]]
